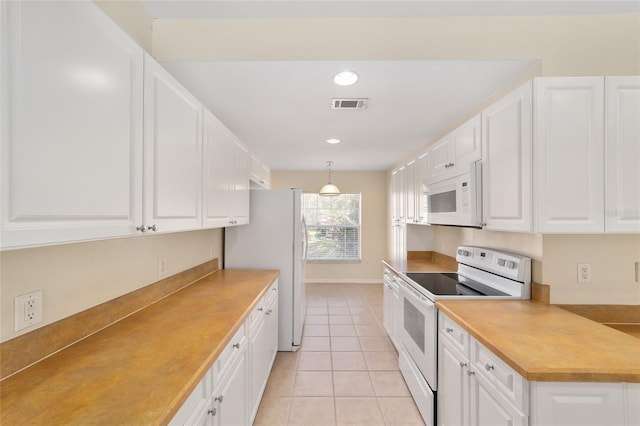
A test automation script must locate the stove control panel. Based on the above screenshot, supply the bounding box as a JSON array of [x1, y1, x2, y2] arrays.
[[455, 246, 531, 282]]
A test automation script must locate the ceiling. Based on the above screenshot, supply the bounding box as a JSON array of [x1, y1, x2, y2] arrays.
[[143, 1, 638, 171]]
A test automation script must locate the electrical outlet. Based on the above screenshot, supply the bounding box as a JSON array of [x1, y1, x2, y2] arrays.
[[577, 263, 591, 283], [158, 258, 167, 277], [15, 290, 43, 332]]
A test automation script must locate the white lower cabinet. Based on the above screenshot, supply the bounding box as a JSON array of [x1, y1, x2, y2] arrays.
[[530, 382, 625, 426], [382, 268, 401, 350], [248, 282, 279, 423], [171, 280, 279, 426], [439, 311, 638, 426], [438, 311, 527, 426], [212, 344, 248, 426]]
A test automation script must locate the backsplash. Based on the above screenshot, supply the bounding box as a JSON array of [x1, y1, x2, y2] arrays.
[[433, 227, 640, 305]]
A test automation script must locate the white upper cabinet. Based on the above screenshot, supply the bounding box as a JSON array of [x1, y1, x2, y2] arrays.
[[482, 81, 533, 232], [143, 55, 203, 234], [534, 77, 605, 233], [429, 134, 454, 179], [231, 142, 250, 225], [416, 152, 430, 223], [428, 114, 482, 181], [605, 76, 640, 233], [250, 155, 271, 189], [0, 1, 144, 249], [202, 110, 250, 228], [405, 160, 417, 223]]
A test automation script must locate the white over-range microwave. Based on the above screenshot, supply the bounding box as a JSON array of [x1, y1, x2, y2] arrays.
[[423, 162, 482, 228]]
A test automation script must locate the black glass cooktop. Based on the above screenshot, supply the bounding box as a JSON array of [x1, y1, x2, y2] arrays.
[[404, 272, 508, 297]]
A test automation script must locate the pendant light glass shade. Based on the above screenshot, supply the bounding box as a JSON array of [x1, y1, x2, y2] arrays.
[[320, 161, 340, 196]]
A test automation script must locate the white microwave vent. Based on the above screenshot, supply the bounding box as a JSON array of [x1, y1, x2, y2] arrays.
[[331, 98, 368, 110]]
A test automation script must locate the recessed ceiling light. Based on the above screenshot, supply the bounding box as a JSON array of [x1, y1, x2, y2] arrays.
[[326, 138, 341, 144], [333, 71, 358, 86]]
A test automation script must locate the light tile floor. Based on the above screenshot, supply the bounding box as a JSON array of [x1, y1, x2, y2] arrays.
[[253, 283, 425, 426]]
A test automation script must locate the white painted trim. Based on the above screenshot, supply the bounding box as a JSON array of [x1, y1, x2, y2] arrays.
[[304, 278, 383, 284]]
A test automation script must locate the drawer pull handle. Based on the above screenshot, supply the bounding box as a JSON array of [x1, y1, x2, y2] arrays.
[[258, 307, 264, 312], [467, 370, 475, 376], [485, 364, 494, 371], [208, 407, 217, 416], [233, 343, 240, 349], [446, 327, 454, 333], [215, 395, 224, 403], [459, 361, 467, 368]]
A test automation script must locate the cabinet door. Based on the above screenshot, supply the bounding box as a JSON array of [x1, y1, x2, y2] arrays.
[[535, 77, 605, 233], [144, 55, 203, 233], [248, 315, 267, 423], [231, 141, 250, 225], [394, 167, 407, 223], [482, 81, 533, 232], [531, 382, 625, 426], [470, 371, 527, 426], [452, 114, 482, 166], [406, 161, 417, 223], [169, 372, 212, 426], [416, 152, 430, 223], [213, 349, 247, 426], [383, 277, 393, 337], [605, 76, 640, 233], [391, 284, 400, 350], [627, 383, 640, 426], [429, 135, 453, 178], [391, 223, 406, 263], [1, 1, 144, 249], [202, 110, 233, 228], [437, 334, 468, 426]]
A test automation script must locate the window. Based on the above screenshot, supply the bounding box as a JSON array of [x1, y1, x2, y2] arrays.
[[303, 193, 361, 262]]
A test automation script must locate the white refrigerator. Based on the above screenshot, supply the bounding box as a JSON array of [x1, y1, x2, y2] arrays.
[[224, 188, 307, 351]]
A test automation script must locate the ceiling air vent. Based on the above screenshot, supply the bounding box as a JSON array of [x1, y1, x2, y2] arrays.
[[331, 98, 368, 110]]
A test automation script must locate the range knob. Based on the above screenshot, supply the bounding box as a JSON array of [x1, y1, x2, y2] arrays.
[[497, 259, 506, 266], [457, 249, 470, 257], [505, 260, 517, 269]]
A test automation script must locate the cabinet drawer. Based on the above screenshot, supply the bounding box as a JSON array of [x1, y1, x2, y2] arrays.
[[215, 324, 246, 381], [264, 281, 278, 306], [438, 311, 469, 356], [471, 339, 528, 414]]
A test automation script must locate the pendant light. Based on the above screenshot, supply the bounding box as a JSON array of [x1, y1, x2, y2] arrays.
[[319, 161, 340, 196]]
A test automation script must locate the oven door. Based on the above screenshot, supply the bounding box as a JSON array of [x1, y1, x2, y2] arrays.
[[399, 279, 438, 390]]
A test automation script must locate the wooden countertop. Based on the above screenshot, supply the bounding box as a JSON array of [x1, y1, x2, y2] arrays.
[[437, 300, 640, 383], [0, 269, 279, 425]]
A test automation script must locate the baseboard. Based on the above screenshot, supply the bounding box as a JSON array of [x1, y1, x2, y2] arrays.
[[305, 278, 383, 284]]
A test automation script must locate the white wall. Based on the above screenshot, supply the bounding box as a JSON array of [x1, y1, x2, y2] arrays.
[[542, 235, 640, 305], [1, 229, 223, 342], [94, 0, 153, 53], [272, 170, 387, 283], [152, 14, 640, 76]]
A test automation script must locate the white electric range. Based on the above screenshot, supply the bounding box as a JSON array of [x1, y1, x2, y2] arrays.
[[396, 246, 532, 426]]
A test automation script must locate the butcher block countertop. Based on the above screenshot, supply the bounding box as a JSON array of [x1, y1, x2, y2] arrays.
[[437, 300, 640, 383], [0, 269, 279, 425]]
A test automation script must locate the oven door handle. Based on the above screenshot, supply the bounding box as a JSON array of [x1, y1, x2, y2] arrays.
[[400, 279, 434, 308]]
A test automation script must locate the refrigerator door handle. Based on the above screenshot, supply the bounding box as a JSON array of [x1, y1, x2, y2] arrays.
[[301, 216, 308, 263]]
